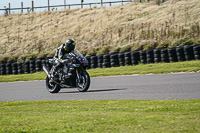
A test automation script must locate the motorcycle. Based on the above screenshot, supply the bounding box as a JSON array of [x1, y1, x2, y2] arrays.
[[43, 50, 90, 93]]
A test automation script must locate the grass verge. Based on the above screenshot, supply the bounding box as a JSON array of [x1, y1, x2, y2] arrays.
[[0, 99, 199, 133], [0, 60, 200, 82]]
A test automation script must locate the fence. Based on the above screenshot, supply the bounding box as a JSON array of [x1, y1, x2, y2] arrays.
[[0, 0, 168, 15], [0, 0, 134, 15]]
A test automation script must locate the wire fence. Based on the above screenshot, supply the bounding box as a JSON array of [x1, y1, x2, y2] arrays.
[[0, 0, 169, 15], [0, 0, 135, 15]]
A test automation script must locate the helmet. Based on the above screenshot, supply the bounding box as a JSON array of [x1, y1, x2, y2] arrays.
[[65, 39, 76, 52]]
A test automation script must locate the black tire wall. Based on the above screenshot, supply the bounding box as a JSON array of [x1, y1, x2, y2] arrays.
[[0, 44, 200, 76], [193, 45, 200, 60]]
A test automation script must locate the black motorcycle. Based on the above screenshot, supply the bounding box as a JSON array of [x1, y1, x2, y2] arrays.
[[43, 50, 90, 93]]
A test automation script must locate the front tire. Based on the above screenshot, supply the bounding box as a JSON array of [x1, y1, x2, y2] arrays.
[[76, 71, 90, 92], [46, 76, 61, 93]]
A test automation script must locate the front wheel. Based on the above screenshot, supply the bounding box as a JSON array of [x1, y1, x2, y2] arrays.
[[76, 71, 90, 92], [46, 76, 61, 93]]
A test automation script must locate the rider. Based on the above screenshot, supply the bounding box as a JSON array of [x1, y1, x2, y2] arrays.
[[52, 39, 76, 81]]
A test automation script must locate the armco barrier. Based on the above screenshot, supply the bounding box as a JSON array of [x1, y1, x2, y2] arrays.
[[0, 44, 200, 76]]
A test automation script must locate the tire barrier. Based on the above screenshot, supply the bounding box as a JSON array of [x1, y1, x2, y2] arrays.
[[131, 51, 140, 65], [176, 46, 185, 62], [18, 62, 23, 74], [140, 50, 147, 64], [146, 49, 154, 64], [12, 63, 18, 75], [0, 44, 200, 76], [110, 54, 119, 67], [0, 64, 2, 76], [193, 45, 200, 60], [7, 60, 14, 64], [30, 58, 35, 73], [154, 48, 161, 63], [97, 54, 103, 68], [184, 45, 195, 61], [168, 47, 178, 63], [24, 61, 30, 74], [36, 59, 42, 72], [1, 64, 6, 75], [45, 57, 52, 70], [6, 63, 12, 75], [90, 56, 97, 69], [161, 49, 169, 63], [124, 52, 132, 66], [42, 59, 46, 68], [103, 54, 111, 68], [0, 64, 1, 76], [118, 52, 125, 66], [86, 55, 91, 69]]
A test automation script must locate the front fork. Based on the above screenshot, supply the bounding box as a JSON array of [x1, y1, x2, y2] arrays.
[[76, 67, 83, 83]]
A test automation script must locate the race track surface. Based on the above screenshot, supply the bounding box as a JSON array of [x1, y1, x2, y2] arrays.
[[0, 73, 200, 101]]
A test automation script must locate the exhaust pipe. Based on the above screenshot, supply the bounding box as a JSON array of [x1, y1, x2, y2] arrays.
[[43, 65, 59, 84], [43, 65, 51, 78]]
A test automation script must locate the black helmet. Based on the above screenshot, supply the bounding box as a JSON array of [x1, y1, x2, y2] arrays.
[[65, 39, 76, 52]]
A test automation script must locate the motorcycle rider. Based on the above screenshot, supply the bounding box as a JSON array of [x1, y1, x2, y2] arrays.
[[52, 39, 76, 81]]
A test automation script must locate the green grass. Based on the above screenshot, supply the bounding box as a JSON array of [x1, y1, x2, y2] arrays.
[[1, 61, 200, 132], [0, 60, 200, 82], [0, 99, 199, 133]]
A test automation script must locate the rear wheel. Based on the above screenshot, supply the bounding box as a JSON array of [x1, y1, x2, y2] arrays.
[[76, 71, 90, 92], [46, 76, 61, 93]]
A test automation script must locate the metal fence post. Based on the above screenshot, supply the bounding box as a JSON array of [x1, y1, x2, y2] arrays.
[[48, 0, 50, 11], [122, 0, 123, 5], [8, 3, 11, 14], [81, 0, 83, 8], [64, 0, 66, 9], [32, 1, 34, 12], [21, 2, 23, 13], [101, 0, 103, 7]]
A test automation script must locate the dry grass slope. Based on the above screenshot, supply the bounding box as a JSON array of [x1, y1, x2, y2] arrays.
[[0, 0, 200, 60]]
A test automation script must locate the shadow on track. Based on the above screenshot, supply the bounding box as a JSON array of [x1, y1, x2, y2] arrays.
[[59, 88, 127, 94]]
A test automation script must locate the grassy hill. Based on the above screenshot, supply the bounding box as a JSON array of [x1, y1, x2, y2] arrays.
[[0, 0, 200, 61]]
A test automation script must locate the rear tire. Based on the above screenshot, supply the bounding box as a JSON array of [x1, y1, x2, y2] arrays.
[[76, 71, 90, 92], [46, 76, 61, 93]]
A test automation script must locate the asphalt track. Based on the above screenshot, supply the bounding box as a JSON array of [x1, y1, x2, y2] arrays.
[[0, 73, 200, 101]]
